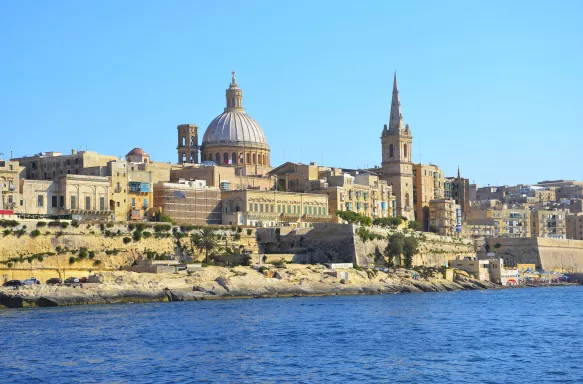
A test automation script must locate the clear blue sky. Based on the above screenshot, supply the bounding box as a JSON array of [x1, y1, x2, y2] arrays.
[[1, 0, 582, 186]]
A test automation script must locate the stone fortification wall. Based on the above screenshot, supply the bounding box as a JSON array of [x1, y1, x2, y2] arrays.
[[259, 223, 357, 264], [0, 220, 260, 282], [258, 224, 474, 268], [487, 237, 583, 272], [354, 227, 474, 268]]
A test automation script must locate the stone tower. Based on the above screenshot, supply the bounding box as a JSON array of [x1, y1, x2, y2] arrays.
[[380, 73, 414, 220], [177, 124, 198, 164]]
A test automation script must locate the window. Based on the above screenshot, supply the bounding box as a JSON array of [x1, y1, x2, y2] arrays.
[[117, 202, 120, 207], [37, 195, 44, 207], [232, 153, 237, 164], [71, 196, 76, 209], [85, 196, 91, 210], [246, 153, 250, 164], [143, 198, 147, 208], [389, 144, 394, 158], [223, 153, 229, 164], [52, 196, 58, 208], [260, 204, 264, 212], [59, 196, 64, 208], [132, 198, 135, 207], [254, 203, 258, 211], [215, 153, 220, 164], [100, 197, 105, 211]]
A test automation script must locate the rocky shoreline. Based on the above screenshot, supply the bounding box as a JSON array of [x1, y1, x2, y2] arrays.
[[0, 265, 502, 309]]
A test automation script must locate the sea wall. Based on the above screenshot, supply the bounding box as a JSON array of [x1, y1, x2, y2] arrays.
[[258, 224, 475, 268], [0, 220, 259, 281], [486, 237, 583, 272]]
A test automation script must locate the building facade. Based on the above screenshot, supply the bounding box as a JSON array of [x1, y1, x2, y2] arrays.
[[566, 212, 583, 240], [0, 159, 24, 211], [531, 209, 567, 239], [413, 163, 445, 229], [428, 198, 461, 237], [221, 190, 331, 228]]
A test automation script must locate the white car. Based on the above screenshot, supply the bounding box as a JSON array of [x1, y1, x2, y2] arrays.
[[22, 277, 41, 285]]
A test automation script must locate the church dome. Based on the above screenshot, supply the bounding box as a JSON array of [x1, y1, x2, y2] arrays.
[[126, 148, 147, 157], [202, 111, 268, 149], [201, 72, 269, 150]]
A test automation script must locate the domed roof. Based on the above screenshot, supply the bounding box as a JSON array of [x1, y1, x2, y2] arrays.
[[201, 72, 269, 150], [202, 111, 268, 148], [126, 148, 148, 157]]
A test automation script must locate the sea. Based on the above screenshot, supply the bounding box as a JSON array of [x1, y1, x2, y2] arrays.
[[1, 286, 582, 383]]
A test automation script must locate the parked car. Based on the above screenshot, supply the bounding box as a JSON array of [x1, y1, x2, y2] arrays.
[[79, 277, 88, 283], [46, 278, 62, 285], [22, 277, 41, 285], [64, 277, 80, 284], [3, 280, 22, 287]]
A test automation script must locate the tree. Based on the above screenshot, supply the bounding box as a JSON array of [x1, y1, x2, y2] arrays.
[[408, 220, 421, 231], [385, 233, 404, 269], [402, 236, 419, 269], [429, 225, 439, 234], [191, 227, 219, 263]]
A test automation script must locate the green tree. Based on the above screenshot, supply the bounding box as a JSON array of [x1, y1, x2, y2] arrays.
[[385, 233, 404, 269], [191, 227, 219, 263], [408, 220, 421, 231], [402, 236, 419, 269]]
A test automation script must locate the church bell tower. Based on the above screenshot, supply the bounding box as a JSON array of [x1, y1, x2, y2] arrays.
[[380, 72, 414, 220]]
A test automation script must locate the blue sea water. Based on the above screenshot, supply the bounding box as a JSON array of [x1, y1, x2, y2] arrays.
[[0, 286, 582, 383]]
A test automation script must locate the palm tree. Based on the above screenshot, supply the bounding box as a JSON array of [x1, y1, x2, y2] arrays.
[[191, 227, 219, 263]]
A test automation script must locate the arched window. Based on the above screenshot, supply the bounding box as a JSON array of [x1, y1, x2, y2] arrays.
[[246, 153, 250, 164], [232, 153, 236, 164], [223, 153, 229, 164], [190, 137, 195, 148], [403, 144, 408, 159], [182, 136, 186, 147], [405, 193, 410, 207], [252, 154, 257, 164], [215, 153, 220, 164], [190, 154, 195, 163], [182, 153, 186, 164], [231, 97, 235, 107], [263, 154, 267, 166], [389, 144, 394, 158], [239, 152, 243, 164], [258, 154, 262, 165]]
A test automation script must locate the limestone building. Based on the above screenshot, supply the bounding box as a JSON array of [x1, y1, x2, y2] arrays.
[[170, 163, 274, 192], [413, 163, 445, 229], [0, 159, 24, 211], [531, 209, 567, 239], [428, 198, 461, 237], [379, 73, 414, 220], [466, 205, 531, 238], [12, 150, 117, 180], [267, 162, 393, 223], [221, 189, 330, 228], [566, 212, 583, 240]]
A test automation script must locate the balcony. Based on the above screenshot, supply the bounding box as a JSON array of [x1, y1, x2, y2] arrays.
[[303, 214, 333, 222]]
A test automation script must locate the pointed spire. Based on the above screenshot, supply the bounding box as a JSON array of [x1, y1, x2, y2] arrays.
[[457, 166, 461, 179], [389, 71, 404, 132], [230, 70, 237, 87]]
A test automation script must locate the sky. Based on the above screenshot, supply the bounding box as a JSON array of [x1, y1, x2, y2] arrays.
[[1, 0, 582, 186]]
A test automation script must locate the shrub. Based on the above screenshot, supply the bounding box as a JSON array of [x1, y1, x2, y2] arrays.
[[0, 220, 19, 228], [60, 222, 69, 229], [7, 262, 13, 268], [494, 243, 502, 249], [93, 260, 102, 266], [56, 245, 63, 253], [246, 229, 253, 235], [48, 221, 61, 227], [14, 229, 26, 237], [88, 251, 96, 259], [37, 255, 44, 262], [233, 233, 241, 240], [236, 227, 242, 233], [128, 224, 136, 231], [133, 231, 142, 242], [136, 223, 146, 231], [78, 248, 88, 259], [36, 221, 47, 228], [123, 237, 132, 244], [69, 256, 76, 264], [142, 231, 152, 239], [271, 258, 287, 269], [106, 222, 114, 228], [71, 220, 79, 228], [353, 263, 363, 271], [30, 229, 41, 238], [160, 214, 173, 223], [2, 229, 10, 236], [153, 224, 171, 233]]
